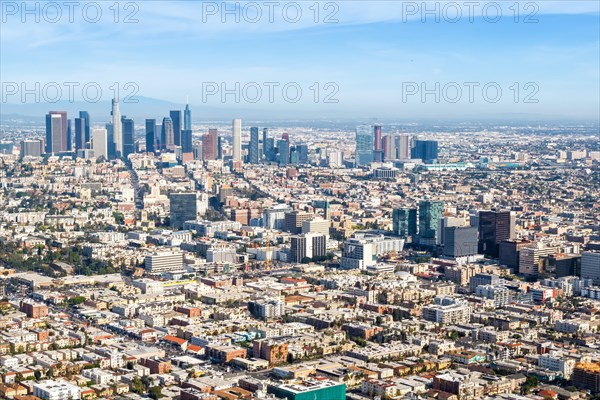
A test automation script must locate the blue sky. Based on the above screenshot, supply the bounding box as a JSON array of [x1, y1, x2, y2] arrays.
[[1, 1, 599, 119]]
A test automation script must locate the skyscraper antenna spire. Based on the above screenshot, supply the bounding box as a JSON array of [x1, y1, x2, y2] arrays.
[[186, 95, 189, 104]]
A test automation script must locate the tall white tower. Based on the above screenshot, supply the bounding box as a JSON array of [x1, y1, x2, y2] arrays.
[[232, 118, 241, 161], [91, 128, 108, 159], [112, 97, 122, 157]]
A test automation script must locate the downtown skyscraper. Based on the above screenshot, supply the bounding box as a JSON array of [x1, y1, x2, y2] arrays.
[[145, 119, 156, 154], [170, 110, 182, 148], [122, 116, 134, 159], [45, 111, 69, 154], [182, 104, 192, 154], [79, 111, 90, 145], [249, 127, 260, 164], [232, 118, 242, 161], [355, 125, 374, 166], [373, 124, 383, 162], [418, 200, 445, 244], [111, 98, 122, 157], [203, 129, 218, 160], [162, 117, 174, 150], [478, 210, 516, 257], [74, 117, 86, 152]]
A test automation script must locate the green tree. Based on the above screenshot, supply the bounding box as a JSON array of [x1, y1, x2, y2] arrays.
[[148, 386, 163, 399]]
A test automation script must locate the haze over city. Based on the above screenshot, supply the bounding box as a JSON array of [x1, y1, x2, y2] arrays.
[[0, 2, 599, 400]]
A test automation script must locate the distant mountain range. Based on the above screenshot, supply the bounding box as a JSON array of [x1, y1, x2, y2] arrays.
[[1, 97, 598, 128]]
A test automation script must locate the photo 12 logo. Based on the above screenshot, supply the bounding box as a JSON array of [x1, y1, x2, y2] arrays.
[[1, 82, 140, 103], [201, 81, 340, 104], [1, 1, 139, 23], [400, 1, 539, 23], [401, 82, 540, 104], [200, 1, 339, 24]]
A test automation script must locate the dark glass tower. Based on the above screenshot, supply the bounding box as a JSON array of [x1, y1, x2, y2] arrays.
[[411, 140, 439, 164], [122, 116, 134, 159], [418, 200, 445, 240], [145, 119, 156, 154], [170, 110, 182, 147], [79, 111, 90, 145], [393, 208, 418, 238], [182, 104, 192, 153], [478, 210, 516, 257], [74, 117, 86, 151], [249, 127, 260, 164]]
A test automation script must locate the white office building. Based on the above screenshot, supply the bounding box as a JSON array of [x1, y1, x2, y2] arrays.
[[144, 251, 184, 273], [33, 380, 82, 400], [91, 128, 108, 159]]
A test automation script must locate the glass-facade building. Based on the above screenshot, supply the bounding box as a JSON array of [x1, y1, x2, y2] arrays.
[[411, 140, 439, 164], [268, 382, 346, 400], [122, 117, 134, 159], [79, 111, 90, 144], [170, 110, 182, 147], [419, 200, 445, 240], [182, 104, 192, 153], [355, 125, 374, 166], [249, 127, 260, 164], [145, 119, 156, 154], [74, 117, 86, 151], [393, 208, 418, 238]]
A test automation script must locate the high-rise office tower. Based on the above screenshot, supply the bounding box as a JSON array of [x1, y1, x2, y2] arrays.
[[581, 252, 600, 285], [279, 133, 290, 165], [443, 226, 479, 257], [122, 116, 134, 159], [182, 104, 193, 153], [193, 142, 203, 160], [170, 192, 208, 229], [278, 139, 289, 166], [398, 134, 412, 159], [411, 139, 439, 164], [217, 136, 223, 159], [79, 111, 90, 145], [232, 118, 242, 161], [265, 137, 275, 162], [145, 119, 156, 154], [297, 144, 309, 164], [393, 208, 418, 238], [290, 146, 299, 165], [437, 216, 467, 246], [383, 135, 396, 161], [105, 123, 116, 159], [419, 200, 445, 241], [290, 233, 327, 263], [249, 127, 260, 164], [74, 117, 86, 151], [111, 98, 122, 157], [373, 124, 383, 162], [284, 210, 312, 234], [162, 117, 174, 150], [170, 110, 182, 147], [66, 119, 72, 151], [262, 128, 268, 160], [478, 210, 516, 257], [202, 129, 218, 160], [355, 125, 374, 166], [20, 139, 44, 158], [45, 111, 68, 154], [91, 128, 108, 159]]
